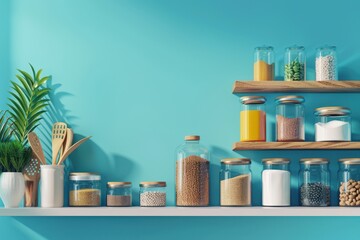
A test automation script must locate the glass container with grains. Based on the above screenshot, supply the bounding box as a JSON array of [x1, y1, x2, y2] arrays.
[[139, 182, 166, 207], [69, 172, 101, 207], [253, 46, 275, 81], [338, 158, 360, 207], [284, 45, 306, 81], [107, 182, 132, 207], [316, 46, 338, 81]]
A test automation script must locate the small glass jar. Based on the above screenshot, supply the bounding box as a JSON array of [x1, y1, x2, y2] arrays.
[[338, 158, 360, 207], [315, 107, 351, 142], [284, 45, 306, 81], [175, 135, 209, 207], [69, 172, 101, 207], [254, 46, 275, 81], [240, 96, 266, 142], [220, 158, 251, 206], [107, 182, 132, 207], [299, 158, 330, 207], [276, 95, 305, 142], [262, 158, 290, 206], [316, 46, 338, 81], [140, 182, 166, 207]]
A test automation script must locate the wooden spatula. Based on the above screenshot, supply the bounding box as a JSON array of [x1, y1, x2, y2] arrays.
[[23, 156, 41, 207], [28, 132, 46, 165], [57, 136, 92, 165], [52, 122, 67, 165], [62, 128, 73, 157]]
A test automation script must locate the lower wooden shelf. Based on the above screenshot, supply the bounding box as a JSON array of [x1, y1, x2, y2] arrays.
[[233, 142, 360, 151], [0, 207, 358, 216]]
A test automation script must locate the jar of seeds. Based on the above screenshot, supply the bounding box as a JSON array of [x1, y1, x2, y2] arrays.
[[69, 172, 101, 207], [316, 46, 338, 81], [139, 182, 166, 207], [284, 45, 306, 81], [107, 182, 132, 207], [338, 158, 360, 207], [299, 158, 330, 207]]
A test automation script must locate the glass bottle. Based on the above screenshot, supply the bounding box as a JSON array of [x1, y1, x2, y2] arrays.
[[338, 158, 360, 207], [254, 46, 275, 81], [284, 45, 306, 81], [175, 135, 209, 206], [316, 46, 338, 81]]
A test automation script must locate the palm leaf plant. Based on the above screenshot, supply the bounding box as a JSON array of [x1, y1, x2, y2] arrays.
[[0, 110, 13, 142]]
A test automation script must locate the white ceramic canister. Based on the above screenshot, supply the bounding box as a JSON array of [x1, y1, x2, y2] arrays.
[[40, 165, 64, 207], [0, 172, 25, 208]]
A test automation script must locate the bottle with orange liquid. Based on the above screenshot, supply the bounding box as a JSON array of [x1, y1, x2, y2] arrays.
[[254, 46, 275, 81]]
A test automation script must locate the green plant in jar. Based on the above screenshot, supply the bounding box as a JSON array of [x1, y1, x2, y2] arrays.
[[285, 59, 305, 81]]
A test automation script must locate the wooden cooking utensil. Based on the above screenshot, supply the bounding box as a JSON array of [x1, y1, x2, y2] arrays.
[[28, 132, 46, 165], [52, 122, 67, 165], [57, 136, 92, 165], [23, 155, 41, 207], [62, 128, 73, 157]]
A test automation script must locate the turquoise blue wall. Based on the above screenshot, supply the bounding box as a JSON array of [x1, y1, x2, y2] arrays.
[[1, 0, 360, 239]]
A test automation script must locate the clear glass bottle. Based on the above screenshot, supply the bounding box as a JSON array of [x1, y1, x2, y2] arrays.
[[299, 158, 330, 207], [254, 46, 275, 81], [69, 172, 101, 207], [220, 158, 251, 206], [284, 45, 306, 81], [175, 135, 209, 206], [316, 46, 338, 81], [315, 106, 351, 142], [276, 95, 305, 142], [139, 182, 166, 207], [262, 158, 290, 206], [240, 96, 266, 142], [338, 158, 360, 207], [107, 182, 132, 207]]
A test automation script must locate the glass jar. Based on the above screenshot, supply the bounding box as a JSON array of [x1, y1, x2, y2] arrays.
[[220, 158, 251, 206], [316, 46, 338, 81], [240, 96, 266, 142], [262, 158, 290, 206], [175, 135, 209, 206], [69, 172, 101, 207], [139, 182, 166, 207], [299, 158, 330, 207], [284, 45, 306, 81], [276, 95, 305, 142], [254, 46, 275, 81], [107, 182, 132, 207], [315, 107, 351, 142], [338, 159, 360, 207]]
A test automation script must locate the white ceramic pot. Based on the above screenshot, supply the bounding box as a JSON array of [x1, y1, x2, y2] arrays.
[[40, 165, 64, 208], [0, 172, 25, 208]]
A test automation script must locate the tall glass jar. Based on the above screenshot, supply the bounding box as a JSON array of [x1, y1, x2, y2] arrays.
[[254, 46, 275, 81], [299, 158, 330, 207], [240, 96, 266, 142], [69, 172, 101, 207], [262, 158, 290, 206], [315, 107, 351, 142], [338, 158, 360, 207], [316, 46, 338, 81], [220, 158, 251, 206], [175, 135, 209, 206], [276, 95, 305, 142], [284, 45, 306, 81]]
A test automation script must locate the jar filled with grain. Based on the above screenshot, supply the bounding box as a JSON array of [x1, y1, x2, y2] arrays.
[[316, 46, 338, 81], [69, 172, 101, 207], [240, 96, 266, 142], [276, 95, 305, 142], [175, 135, 209, 206], [139, 182, 166, 207], [220, 158, 251, 206], [107, 182, 132, 207], [284, 45, 306, 81], [299, 158, 330, 207], [338, 158, 360, 207], [253, 46, 275, 81]]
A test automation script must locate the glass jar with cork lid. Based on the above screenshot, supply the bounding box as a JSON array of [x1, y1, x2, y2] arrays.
[[107, 182, 132, 207], [69, 172, 101, 207], [139, 182, 166, 207], [253, 46, 275, 81], [175, 135, 210, 206], [338, 158, 360, 207]]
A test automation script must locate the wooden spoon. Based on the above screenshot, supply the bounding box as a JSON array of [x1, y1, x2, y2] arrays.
[[62, 128, 73, 157], [52, 122, 67, 165], [28, 132, 46, 165], [57, 136, 92, 165], [23, 155, 41, 207]]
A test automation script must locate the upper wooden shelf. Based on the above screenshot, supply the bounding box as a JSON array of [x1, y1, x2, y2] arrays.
[[233, 141, 360, 151], [232, 81, 360, 93]]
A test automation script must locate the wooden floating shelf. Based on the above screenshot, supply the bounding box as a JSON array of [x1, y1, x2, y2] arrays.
[[0, 207, 358, 216], [233, 141, 360, 151], [232, 80, 360, 93]]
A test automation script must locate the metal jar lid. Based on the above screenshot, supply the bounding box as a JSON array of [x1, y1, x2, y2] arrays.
[[262, 158, 290, 164], [255, 46, 274, 51], [185, 135, 200, 141], [300, 158, 328, 164], [315, 106, 350, 116], [139, 181, 166, 187], [339, 158, 360, 165], [69, 172, 101, 181], [240, 96, 266, 105], [276, 95, 304, 104], [221, 158, 251, 165], [107, 182, 132, 188]]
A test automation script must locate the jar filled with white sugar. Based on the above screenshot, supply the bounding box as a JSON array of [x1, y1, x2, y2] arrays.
[[262, 158, 290, 206], [316, 46, 338, 81], [315, 107, 351, 142], [139, 182, 166, 207]]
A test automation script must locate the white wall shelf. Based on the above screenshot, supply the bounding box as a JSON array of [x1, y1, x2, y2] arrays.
[[0, 207, 358, 217]]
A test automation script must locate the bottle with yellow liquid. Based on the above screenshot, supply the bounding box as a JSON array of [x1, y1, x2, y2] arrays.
[[254, 46, 275, 81], [240, 96, 266, 142]]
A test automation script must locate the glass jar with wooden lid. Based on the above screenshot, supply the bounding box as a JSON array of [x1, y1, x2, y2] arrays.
[[107, 182, 132, 207], [338, 158, 360, 207], [139, 181, 166, 207]]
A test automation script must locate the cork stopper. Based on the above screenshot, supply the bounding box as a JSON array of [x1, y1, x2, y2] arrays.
[[185, 135, 200, 141]]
